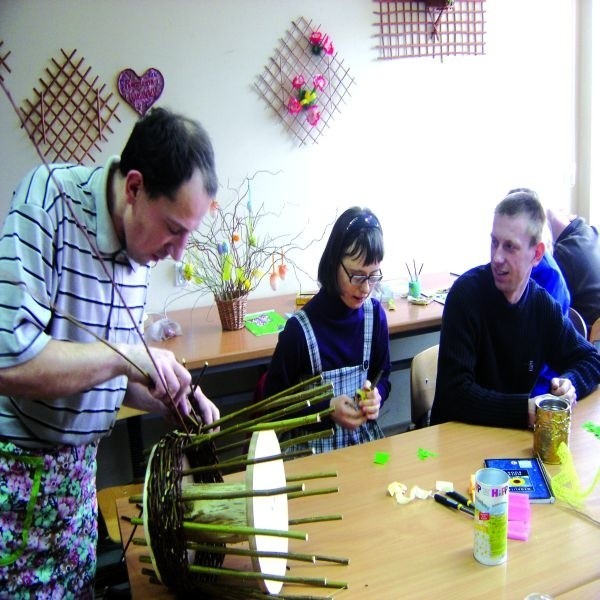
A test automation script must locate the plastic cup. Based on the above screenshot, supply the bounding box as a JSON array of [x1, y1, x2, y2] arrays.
[[408, 280, 421, 298]]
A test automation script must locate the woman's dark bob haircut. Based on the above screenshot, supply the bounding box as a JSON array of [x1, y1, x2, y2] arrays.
[[318, 206, 384, 296]]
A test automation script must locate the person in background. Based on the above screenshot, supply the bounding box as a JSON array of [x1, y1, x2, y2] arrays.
[[546, 207, 600, 332], [263, 207, 391, 453], [431, 190, 600, 429], [0, 107, 220, 597], [509, 189, 571, 396]]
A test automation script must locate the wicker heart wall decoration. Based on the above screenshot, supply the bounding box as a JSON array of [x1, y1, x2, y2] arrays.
[[117, 67, 164, 115]]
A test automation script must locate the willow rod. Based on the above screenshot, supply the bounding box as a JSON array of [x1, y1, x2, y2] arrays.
[[190, 392, 333, 446], [249, 409, 330, 434], [137, 560, 338, 599], [288, 487, 339, 500], [263, 374, 324, 401], [215, 425, 332, 457], [181, 483, 303, 501], [197, 375, 327, 432], [181, 448, 311, 476], [129, 517, 308, 541], [289, 514, 342, 526], [187, 407, 330, 449], [187, 563, 348, 590], [139, 544, 350, 600], [185, 542, 317, 563], [286, 471, 337, 482], [132, 537, 147, 546], [259, 384, 334, 412], [140, 566, 155, 579], [128, 482, 304, 505], [183, 521, 307, 540], [279, 429, 335, 450]]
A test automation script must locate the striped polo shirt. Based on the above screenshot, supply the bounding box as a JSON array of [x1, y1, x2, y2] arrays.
[[0, 157, 150, 448]]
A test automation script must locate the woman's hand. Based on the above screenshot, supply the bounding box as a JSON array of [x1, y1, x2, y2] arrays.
[[357, 379, 381, 421], [330, 395, 367, 429]]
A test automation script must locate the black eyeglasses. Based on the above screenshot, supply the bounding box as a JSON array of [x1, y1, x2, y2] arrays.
[[340, 262, 383, 287], [345, 213, 381, 234]]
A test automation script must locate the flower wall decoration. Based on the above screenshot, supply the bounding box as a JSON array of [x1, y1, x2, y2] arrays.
[[309, 31, 334, 56], [287, 73, 327, 127], [255, 17, 355, 145]]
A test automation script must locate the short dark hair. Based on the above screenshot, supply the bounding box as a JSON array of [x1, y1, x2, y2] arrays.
[[318, 207, 384, 295], [496, 188, 545, 246], [119, 107, 218, 200]]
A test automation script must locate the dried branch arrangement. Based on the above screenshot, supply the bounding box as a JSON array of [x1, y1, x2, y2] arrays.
[[129, 376, 350, 597], [181, 170, 327, 302]]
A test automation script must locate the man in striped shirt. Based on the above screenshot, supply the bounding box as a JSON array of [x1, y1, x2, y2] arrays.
[[0, 107, 220, 597]]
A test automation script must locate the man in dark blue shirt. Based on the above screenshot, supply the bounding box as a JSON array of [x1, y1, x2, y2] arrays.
[[431, 191, 600, 429]]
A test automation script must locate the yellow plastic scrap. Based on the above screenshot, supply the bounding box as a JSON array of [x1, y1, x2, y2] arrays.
[[551, 442, 600, 507], [387, 481, 432, 505]]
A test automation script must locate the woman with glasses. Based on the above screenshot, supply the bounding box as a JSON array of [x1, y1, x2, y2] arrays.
[[263, 207, 391, 453]]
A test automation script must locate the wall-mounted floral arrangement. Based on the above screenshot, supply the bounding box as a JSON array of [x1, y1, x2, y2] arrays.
[[255, 17, 355, 145], [373, 0, 486, 62]]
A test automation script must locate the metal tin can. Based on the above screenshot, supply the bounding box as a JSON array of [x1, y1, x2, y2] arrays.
[[473, 467, 509, 566], [533, 395, 571, 464]]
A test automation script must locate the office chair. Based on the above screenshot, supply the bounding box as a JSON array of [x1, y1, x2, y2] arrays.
[[567, 307, 587, 339], [410, 345, 439, 429]]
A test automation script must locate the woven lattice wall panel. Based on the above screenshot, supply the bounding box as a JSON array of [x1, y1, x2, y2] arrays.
[[0, 41, 11, 81], [255, 17, 355, 146], [374, 1, 486, 61], [19, 49, 120, 164]]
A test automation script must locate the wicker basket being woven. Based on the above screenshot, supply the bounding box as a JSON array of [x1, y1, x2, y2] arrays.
[[214, 293, 248, 331]]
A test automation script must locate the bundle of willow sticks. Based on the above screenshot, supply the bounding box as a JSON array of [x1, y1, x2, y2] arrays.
[[128, 375, 350, 598]]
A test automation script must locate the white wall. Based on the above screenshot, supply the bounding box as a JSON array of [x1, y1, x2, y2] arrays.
[[0, 0, 577, 314]]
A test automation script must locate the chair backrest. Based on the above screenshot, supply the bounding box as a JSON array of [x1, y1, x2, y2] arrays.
[[590, 317, 600, 349], [410, 344, 439, 429], [568, 307, 587, 339]]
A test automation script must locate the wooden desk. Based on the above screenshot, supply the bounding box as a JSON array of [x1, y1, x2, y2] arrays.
[[556, 578, 600, 599], [152, 272, 455, 371], [117, 389, 600, 599]]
